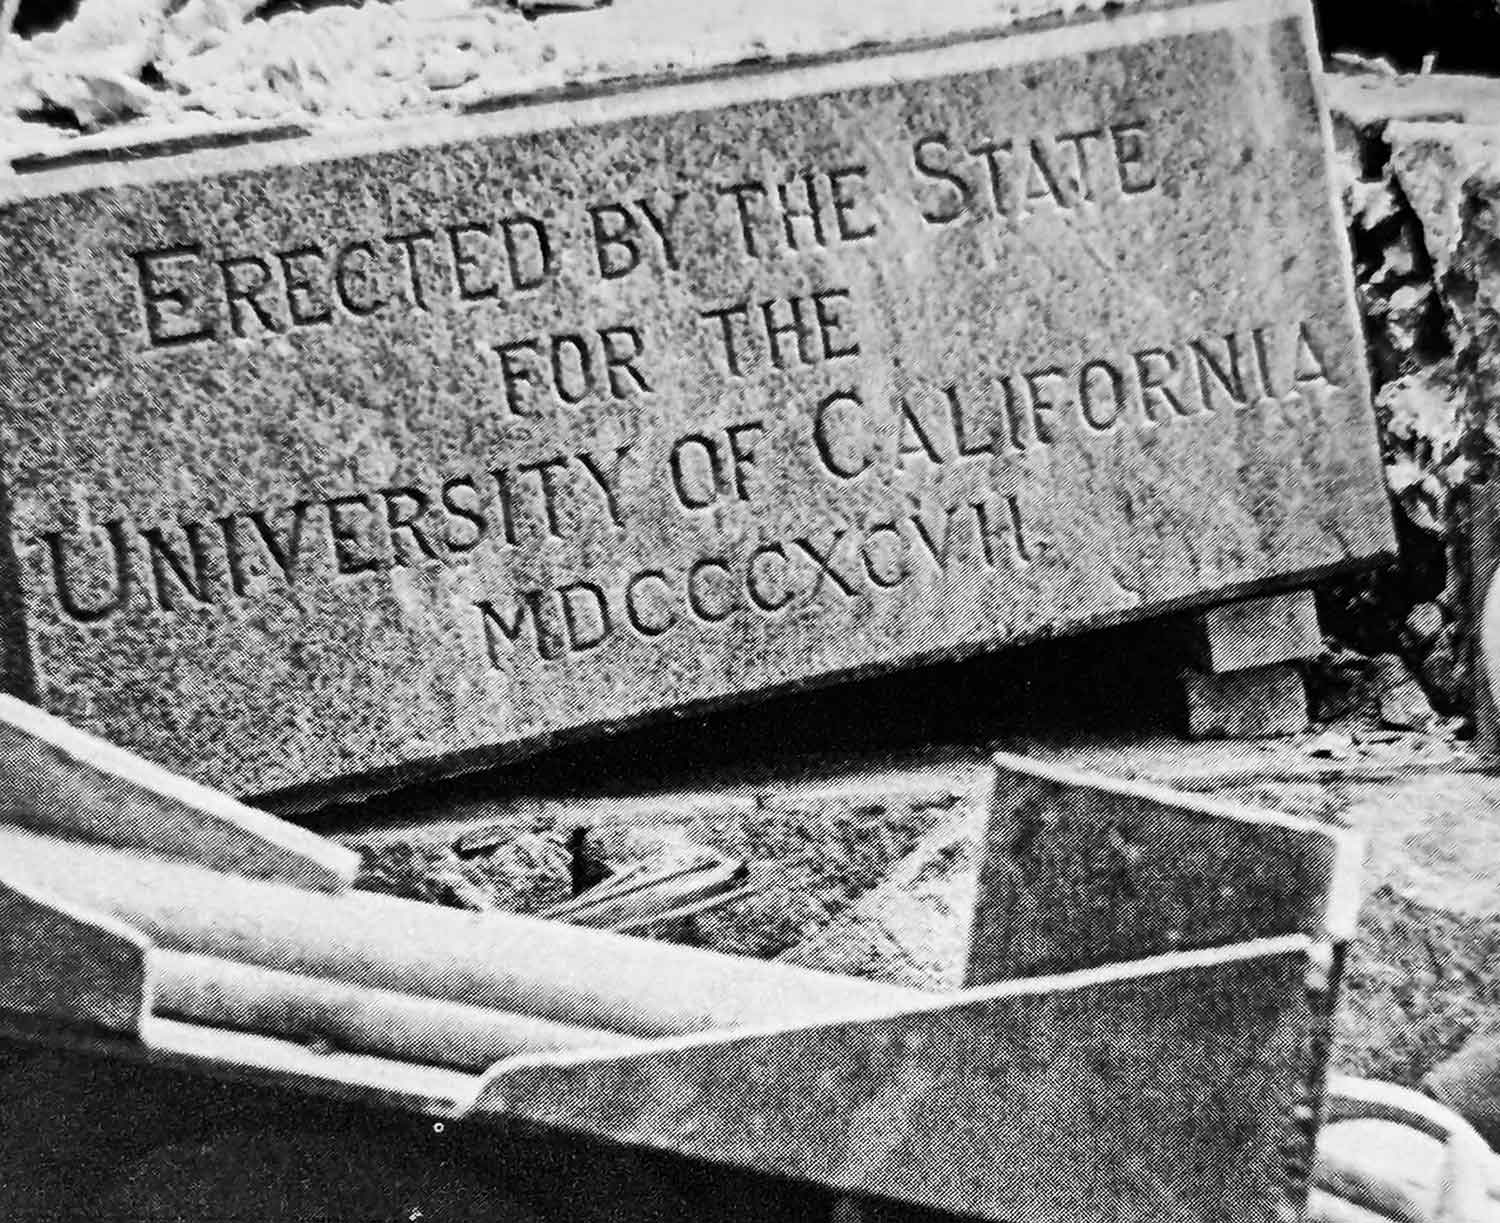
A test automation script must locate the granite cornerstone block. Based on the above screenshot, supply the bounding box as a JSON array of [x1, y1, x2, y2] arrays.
[[0, 0, 1393, 795]]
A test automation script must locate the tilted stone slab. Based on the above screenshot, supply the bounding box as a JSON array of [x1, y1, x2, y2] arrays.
[[475, 939, 1327, 1223], [969, 753, 1361, 986], [780, 751, 1362, 990], [0, 0, 1392, 795]]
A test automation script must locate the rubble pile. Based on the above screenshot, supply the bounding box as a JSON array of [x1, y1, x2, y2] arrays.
[[0, 0, 1147, 137], [1320, 71, 1500, 723]]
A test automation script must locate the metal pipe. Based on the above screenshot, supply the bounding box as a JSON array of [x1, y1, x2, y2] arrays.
[[1, 828, 926, 1038], [152, 951, 642, 1069]]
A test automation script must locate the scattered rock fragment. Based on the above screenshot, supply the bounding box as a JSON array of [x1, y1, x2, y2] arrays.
[[1374, 652, 1440, 729], [1419, 631, 1470, 708], [1181, 664, 1311, 740], [1404, 601, 1445, 648], [1307, 729, 1355, 759], [1351, 726, 1405, 746], [421, 45, 479, 90]]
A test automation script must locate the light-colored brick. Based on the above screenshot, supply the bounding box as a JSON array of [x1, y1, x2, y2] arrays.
[[1181, 663, 1310, 739], [1190, 590, 1324, 673]]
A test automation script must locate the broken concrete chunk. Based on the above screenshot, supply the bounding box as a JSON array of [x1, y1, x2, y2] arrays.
[[1373, 653, 1440, 730]]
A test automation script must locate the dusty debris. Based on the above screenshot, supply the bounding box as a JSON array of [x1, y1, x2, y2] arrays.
[[1375, 652, 1442, 729], [1307, 730, 1356, 759], [779, 812, 978, 990]]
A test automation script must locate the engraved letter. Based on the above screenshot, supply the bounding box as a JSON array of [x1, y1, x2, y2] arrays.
[[637, 191, 692, 270], [278, 244, 333, 327], [577, 443, 633, 529], [381, 487, 440, 566], [1111, 123, 1159, 195], [1080, 359, 1125, 431], [700, 303, 751, 377], [747, 543, 793, 612], [477, 591, 560, 663], [626, 570, 677, 637], [687, 558, 736, 622], [1132, 347, 1188, 421], [828, 165, 878, 242], [326, 494, 381, 575], [589, 203, 640, 280], [220, 254, 283, 337], [559, 581, 611, 651], [912, 135, 971, 225], [670, 434, 723, 510], [441, 476, 488, 553], [248, 502, 311, 586], [334, 241, 386, 317], [44, 521, 133, 622], [862, 523, 907, 589], [812, 289, 860, 361], [385, 229, 438, 310], [497, 339, 542, 417], [134, 245, 215, 347], [501, 216, 554, 291], [142, 522, 215, 610], [813, 389, 872, 480], [721, 182, 769, 257], [446, 222, 498, 302], [1295, 320, 1336, 385], [599, 325, 652, 396], [1191, 334, 1250, 410]]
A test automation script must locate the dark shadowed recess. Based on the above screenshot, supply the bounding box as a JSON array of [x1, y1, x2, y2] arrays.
[[296, 613, 1192, 825], [13, 0, 75, 34], [1316, 0, 1500, 71]]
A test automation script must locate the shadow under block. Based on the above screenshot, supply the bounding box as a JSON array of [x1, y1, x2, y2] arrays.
[[0, 0, 1393, 796]]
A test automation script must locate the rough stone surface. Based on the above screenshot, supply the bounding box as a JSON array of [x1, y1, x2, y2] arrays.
[[325, 706, 1497, 1128], [1191, 589, 1326, 673], [777, 810, 978, 989], [1372, 652, 1440, 728], [343, 753, 988, 960], [478, 942, 1327, 1223], [1426, 1024, 1500, 1129], [0, 1, 1392, 797], [969, 756, 1354, 983], [1325, 71, 1500, 723], [1182, 664, 1312, 739], [1202, 769, 1500, 1107], [781, 755, 1355, 992]]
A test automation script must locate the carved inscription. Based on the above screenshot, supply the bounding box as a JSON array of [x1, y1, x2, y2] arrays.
[[86, 112, 1186, 677], [42, 315, 1338, 652], [129, 121, 1159, 349]]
